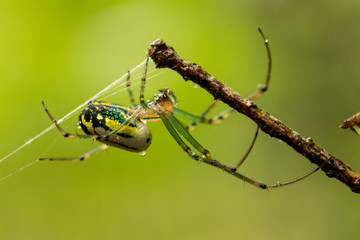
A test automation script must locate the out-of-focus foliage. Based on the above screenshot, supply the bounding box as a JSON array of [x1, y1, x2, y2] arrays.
[[0, 1, 359, 239]]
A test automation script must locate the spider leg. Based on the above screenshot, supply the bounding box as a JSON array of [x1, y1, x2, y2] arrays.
[[42, 101, 97, 140], [234, 126, 260, 170], [160, 111, 267, 183], [180, 29, 272, 131], [126, 70, 136, 106], [140, 56, 150, 108], [172, 101, 235, 131], [185, 100, 221, 130], [163, 112, 211, 158], [39, 144, 109, 161], [162, 110, 327, 189], [226, 127, 329, 189], [160, 112, 219, 164], [266, 160, 329, 189], [246, 28, 272, 101], [201, 157, 328, 190], [172, 106, 260, 169]]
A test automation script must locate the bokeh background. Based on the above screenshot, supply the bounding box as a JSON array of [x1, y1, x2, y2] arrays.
[[1, 0, 359, 239]]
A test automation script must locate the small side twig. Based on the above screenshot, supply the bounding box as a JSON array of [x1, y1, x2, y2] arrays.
[[340, 112, 360, 135], [148, 38, 360, 193]]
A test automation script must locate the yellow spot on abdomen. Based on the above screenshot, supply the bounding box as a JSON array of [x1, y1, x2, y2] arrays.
[[81, 115, 96, 134], [105, 117, 121, 130]]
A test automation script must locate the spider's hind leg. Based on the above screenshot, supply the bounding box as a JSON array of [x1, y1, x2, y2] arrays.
[[39, 144, 109, 161], [41, 101, 97, 140]]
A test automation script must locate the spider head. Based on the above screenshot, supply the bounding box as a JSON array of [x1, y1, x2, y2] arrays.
[[154, 88, 178, 112]]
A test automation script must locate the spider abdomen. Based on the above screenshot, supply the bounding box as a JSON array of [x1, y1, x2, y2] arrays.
[[79, 101, 152, 152]]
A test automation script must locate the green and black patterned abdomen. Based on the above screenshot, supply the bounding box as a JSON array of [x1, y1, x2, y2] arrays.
[[79, 101, 152, 152]]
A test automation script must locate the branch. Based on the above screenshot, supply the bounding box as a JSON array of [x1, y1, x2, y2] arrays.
[[148, 38, 360, 193], [340, 112, 360, 135]]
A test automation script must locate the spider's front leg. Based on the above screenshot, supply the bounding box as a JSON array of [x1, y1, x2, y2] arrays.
[[177, 28, 272, 132], [160, 111, 236, 172], [172, 101, 235, 131]]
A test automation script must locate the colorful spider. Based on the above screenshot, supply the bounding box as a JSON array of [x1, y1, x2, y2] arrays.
[[40, 29, 323, 189]]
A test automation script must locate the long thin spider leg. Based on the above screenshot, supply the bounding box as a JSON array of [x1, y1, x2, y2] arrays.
[[166, 112, 211, 158], [198, 155, 329, 190], [201, 158, 268, 189], [140, 56, 150, 108], [40, 144, 109, 161], [246, 28, 272, 101], [126, 70, 136, 106], [178, 28, 272, 132], [159, 112, 200, 157], [234, 126, 260, 170], [160, 112, 268, 186], [42, 101, 97, 140], [163, 110, 326, 189], [200, 100, 220, 117], [186, 100, 220, 130], [266, 159, 331, 189], [159, 112, 229, 169], [172, 106, 235, 131]]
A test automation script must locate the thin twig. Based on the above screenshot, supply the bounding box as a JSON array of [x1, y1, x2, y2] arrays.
[[148, 38, 360, 193]]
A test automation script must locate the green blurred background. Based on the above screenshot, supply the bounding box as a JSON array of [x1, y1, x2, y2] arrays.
[[1, 0, 359, 239]]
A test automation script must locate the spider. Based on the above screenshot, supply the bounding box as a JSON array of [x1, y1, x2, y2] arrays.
[[40, 29, 324, 189]]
